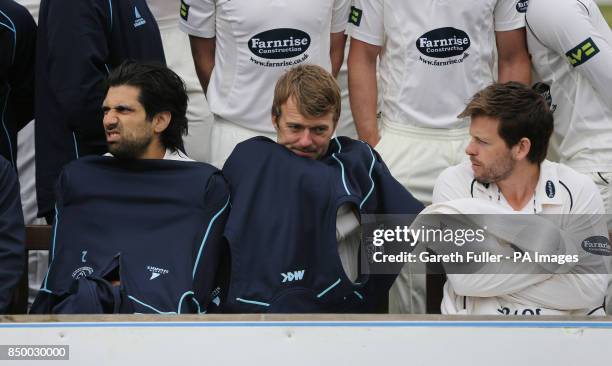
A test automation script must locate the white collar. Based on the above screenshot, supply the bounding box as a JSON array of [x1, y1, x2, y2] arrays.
[[472, 160, 562, 213], [104, 149, 194, 161], [163, 149, 194, 161]]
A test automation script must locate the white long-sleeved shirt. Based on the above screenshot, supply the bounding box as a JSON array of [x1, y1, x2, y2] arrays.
[[527, 0, 612, 172], [430, 161, 609, 315]]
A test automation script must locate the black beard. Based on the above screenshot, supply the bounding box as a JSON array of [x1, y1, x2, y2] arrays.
[[108, 137, 151, 160]]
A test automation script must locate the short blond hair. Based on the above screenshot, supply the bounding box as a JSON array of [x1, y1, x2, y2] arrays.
[[272, 65, 341, 125]]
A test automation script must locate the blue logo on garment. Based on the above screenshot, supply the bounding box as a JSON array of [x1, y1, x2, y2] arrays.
[[545, 180, 555, 198], [281, 270, 305, 283], [134, 7, 146, 28], [516, 1, 529, 13]]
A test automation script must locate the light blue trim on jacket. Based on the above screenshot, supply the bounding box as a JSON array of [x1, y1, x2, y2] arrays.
[[317, 278, 341, 298], [1, 84, 14, 165], [128, 295, 177, 315], [0, 9, 16, 62], [236, 298, 270, 307], [177, 291, 194, 314], [41, 206, 60, 291], [359, 143, 376, 209], [192, 196, 230, 279]]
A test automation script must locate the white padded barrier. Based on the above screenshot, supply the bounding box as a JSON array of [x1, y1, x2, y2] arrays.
[[1, 315, 611, 365]]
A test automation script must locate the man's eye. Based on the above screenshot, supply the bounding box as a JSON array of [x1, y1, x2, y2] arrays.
[[314, 127, 327, 134], [115, 106, 133, 114], [288, 125, 301, 131]]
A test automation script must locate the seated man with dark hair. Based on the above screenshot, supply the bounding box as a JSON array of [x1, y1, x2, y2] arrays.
[[221, 65, 423, 313], [31, 62, 229, 314], [103, 61, 191, 161]]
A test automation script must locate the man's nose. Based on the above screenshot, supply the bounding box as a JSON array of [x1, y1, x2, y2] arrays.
[[296, 130, 313, 147], [103, 111, 118, 128], [465, 139, 477, 156]]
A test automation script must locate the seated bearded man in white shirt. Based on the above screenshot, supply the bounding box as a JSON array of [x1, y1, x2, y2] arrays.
[[429, 82, 610, 316]]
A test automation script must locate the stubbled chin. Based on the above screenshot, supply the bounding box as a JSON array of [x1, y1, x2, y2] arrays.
[[107, 142, 121, 154]]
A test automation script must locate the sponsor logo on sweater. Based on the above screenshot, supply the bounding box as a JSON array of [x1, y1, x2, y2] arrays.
[[249, 28, 311, 67], [582, 236, 612, 256], [417, 27, 471, 66], [349, 6, 362, 26], [281, 269, 305, 283], [72, 266, 94, 279], [566, 37, 600, 67], [545, 180, 555, 198], [134, 7, 146, 28], [516, 1, 529, 13], [180, 0, 190, 21], [147, 265, 169, 280]]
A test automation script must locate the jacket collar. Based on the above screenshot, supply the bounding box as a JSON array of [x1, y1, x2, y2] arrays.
[[472, 160, 562, 213]]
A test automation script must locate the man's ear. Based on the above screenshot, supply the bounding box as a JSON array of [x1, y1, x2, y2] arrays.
[[513, 137, 532, 161], [152, 111, 171, 134], [272, 114, 279, 131]]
